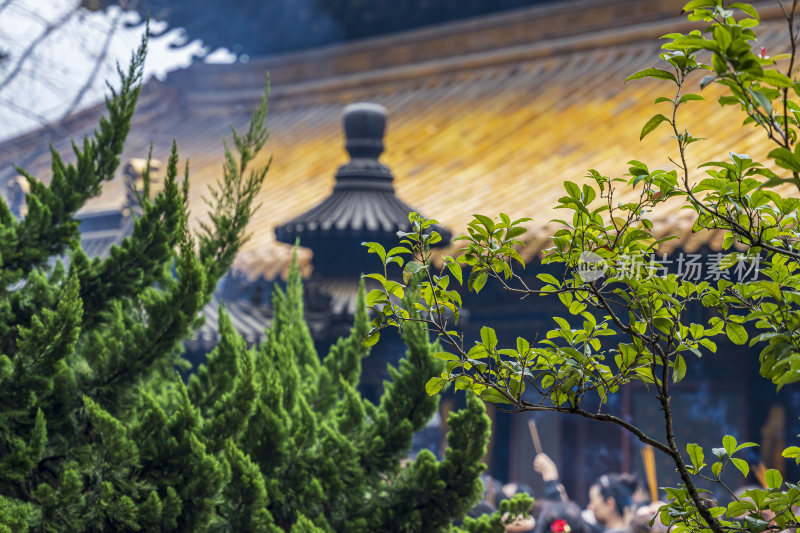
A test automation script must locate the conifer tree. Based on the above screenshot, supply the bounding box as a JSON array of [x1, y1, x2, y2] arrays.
[[0, 32, 529, 532]]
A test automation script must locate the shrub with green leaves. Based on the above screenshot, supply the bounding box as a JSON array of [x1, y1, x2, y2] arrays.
[[365, 2, 800, 532], [0, 31, 530, 532]]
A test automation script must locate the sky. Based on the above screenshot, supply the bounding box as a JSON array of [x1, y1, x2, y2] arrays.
[[0, 0, 231, 142]]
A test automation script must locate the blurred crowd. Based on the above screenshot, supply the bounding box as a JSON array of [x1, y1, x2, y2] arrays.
[[465, 452, 794, 533]]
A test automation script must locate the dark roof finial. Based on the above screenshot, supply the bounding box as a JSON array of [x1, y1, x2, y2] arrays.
[[343, 103, 386, 159], [274, 102, 450, 276]]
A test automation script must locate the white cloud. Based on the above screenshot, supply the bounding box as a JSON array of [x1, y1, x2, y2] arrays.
[[204, 47, 236, 65]]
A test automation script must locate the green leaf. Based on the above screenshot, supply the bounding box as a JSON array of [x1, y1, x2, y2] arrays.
[[700, 75, 717, 89], [454, 376, 474, 391], [433, 352, 460, 362], [582, 184, 596, 204], [564, 181, 581, 200], [473, 214, 496, 232], [782, 446, 800, 460], [383, 280, 404, 299], [403, 260, 425, 285], [467, 344, 488, 359], [516, 337, 530, 355], [505, 226, 527, 240], [472, 271, 488, 293], [363, 242, 387, 262], [366, 289, 386, 307], [426, 231, 442, 245], [425, 376, 447, 396], [723, 435, 737, 456], [734, 442, 758, 453], [387, 246, 411, 256], [718, 95, 741, 106], [758, 281, 783, 302], [726, 500, 755, 518], [553, 316, 570, 330], [722, 232, 735, 250], [682, 0, 716, 9], [760, 69, 793, 88], [744, 515, 770, 532], [765, 468, 783, 489], [730, 2, 760, 20], [479, 388, 512, 404], [687, 443, 704, 469], [481, 326, 498, 351], [447, 262, 463, 285], [537, 273, 560, 286], [625, 68, 677, 83], [673, 355, 687, 382], [679, 93, 705, 103], [712, 462, 722, 477], [363, 273, 387, 284], [718, 253, 739, 270], [640, 114, 671, 140], [768, 147, 800, 172], [731, 457, 749, 478], [749, 88, 773, 115], [568, 300, 586, 315], [654, 317, 674, 335], [699, 338, 717, 353], [362, 328, 380, 347], [726, 322, 748, 345]]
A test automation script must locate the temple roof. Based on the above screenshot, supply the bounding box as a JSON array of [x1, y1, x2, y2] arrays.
[[0, 0, 789, 283]]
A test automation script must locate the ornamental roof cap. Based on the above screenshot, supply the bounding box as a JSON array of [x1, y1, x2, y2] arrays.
[[275, 102, 450, 249]]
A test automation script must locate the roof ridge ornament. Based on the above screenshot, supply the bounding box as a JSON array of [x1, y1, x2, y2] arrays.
[[274, 102, 449, 277], [343, 102, 386, 159], [334, 102, 394, 191]]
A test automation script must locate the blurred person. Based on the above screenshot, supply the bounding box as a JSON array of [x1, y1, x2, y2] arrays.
[[587, 474, 638, 532], [505, 512, 536, 532], [480, 474, 505, 508], [503, 481, 535, 500], [533, 500, 592, 533], [533, 453, 569, 501], [631, 501, 668, 533], [631, 477, 652, 510]]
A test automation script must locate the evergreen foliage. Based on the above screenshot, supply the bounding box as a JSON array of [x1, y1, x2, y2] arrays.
[[0, 31, 516, 532]]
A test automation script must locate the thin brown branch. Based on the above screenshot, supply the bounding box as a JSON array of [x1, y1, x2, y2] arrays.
[[57, 8, 122, 122], [665, 62, 731, 533], [0, 6, 78, 95], [0, 0, 15, 17], [511, 402, 672, 456]]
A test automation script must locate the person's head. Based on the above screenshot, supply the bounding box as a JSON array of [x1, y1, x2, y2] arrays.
[[632, 477, 651, 508], [533, 501, 590, 533], [588, 474, 638, 526], [503, 482, 535, 500]]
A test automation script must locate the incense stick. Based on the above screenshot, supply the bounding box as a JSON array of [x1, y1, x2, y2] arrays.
[[641, 445, 658, 502], [753, 463, 768, 489], [528, 419, 543, 455]]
